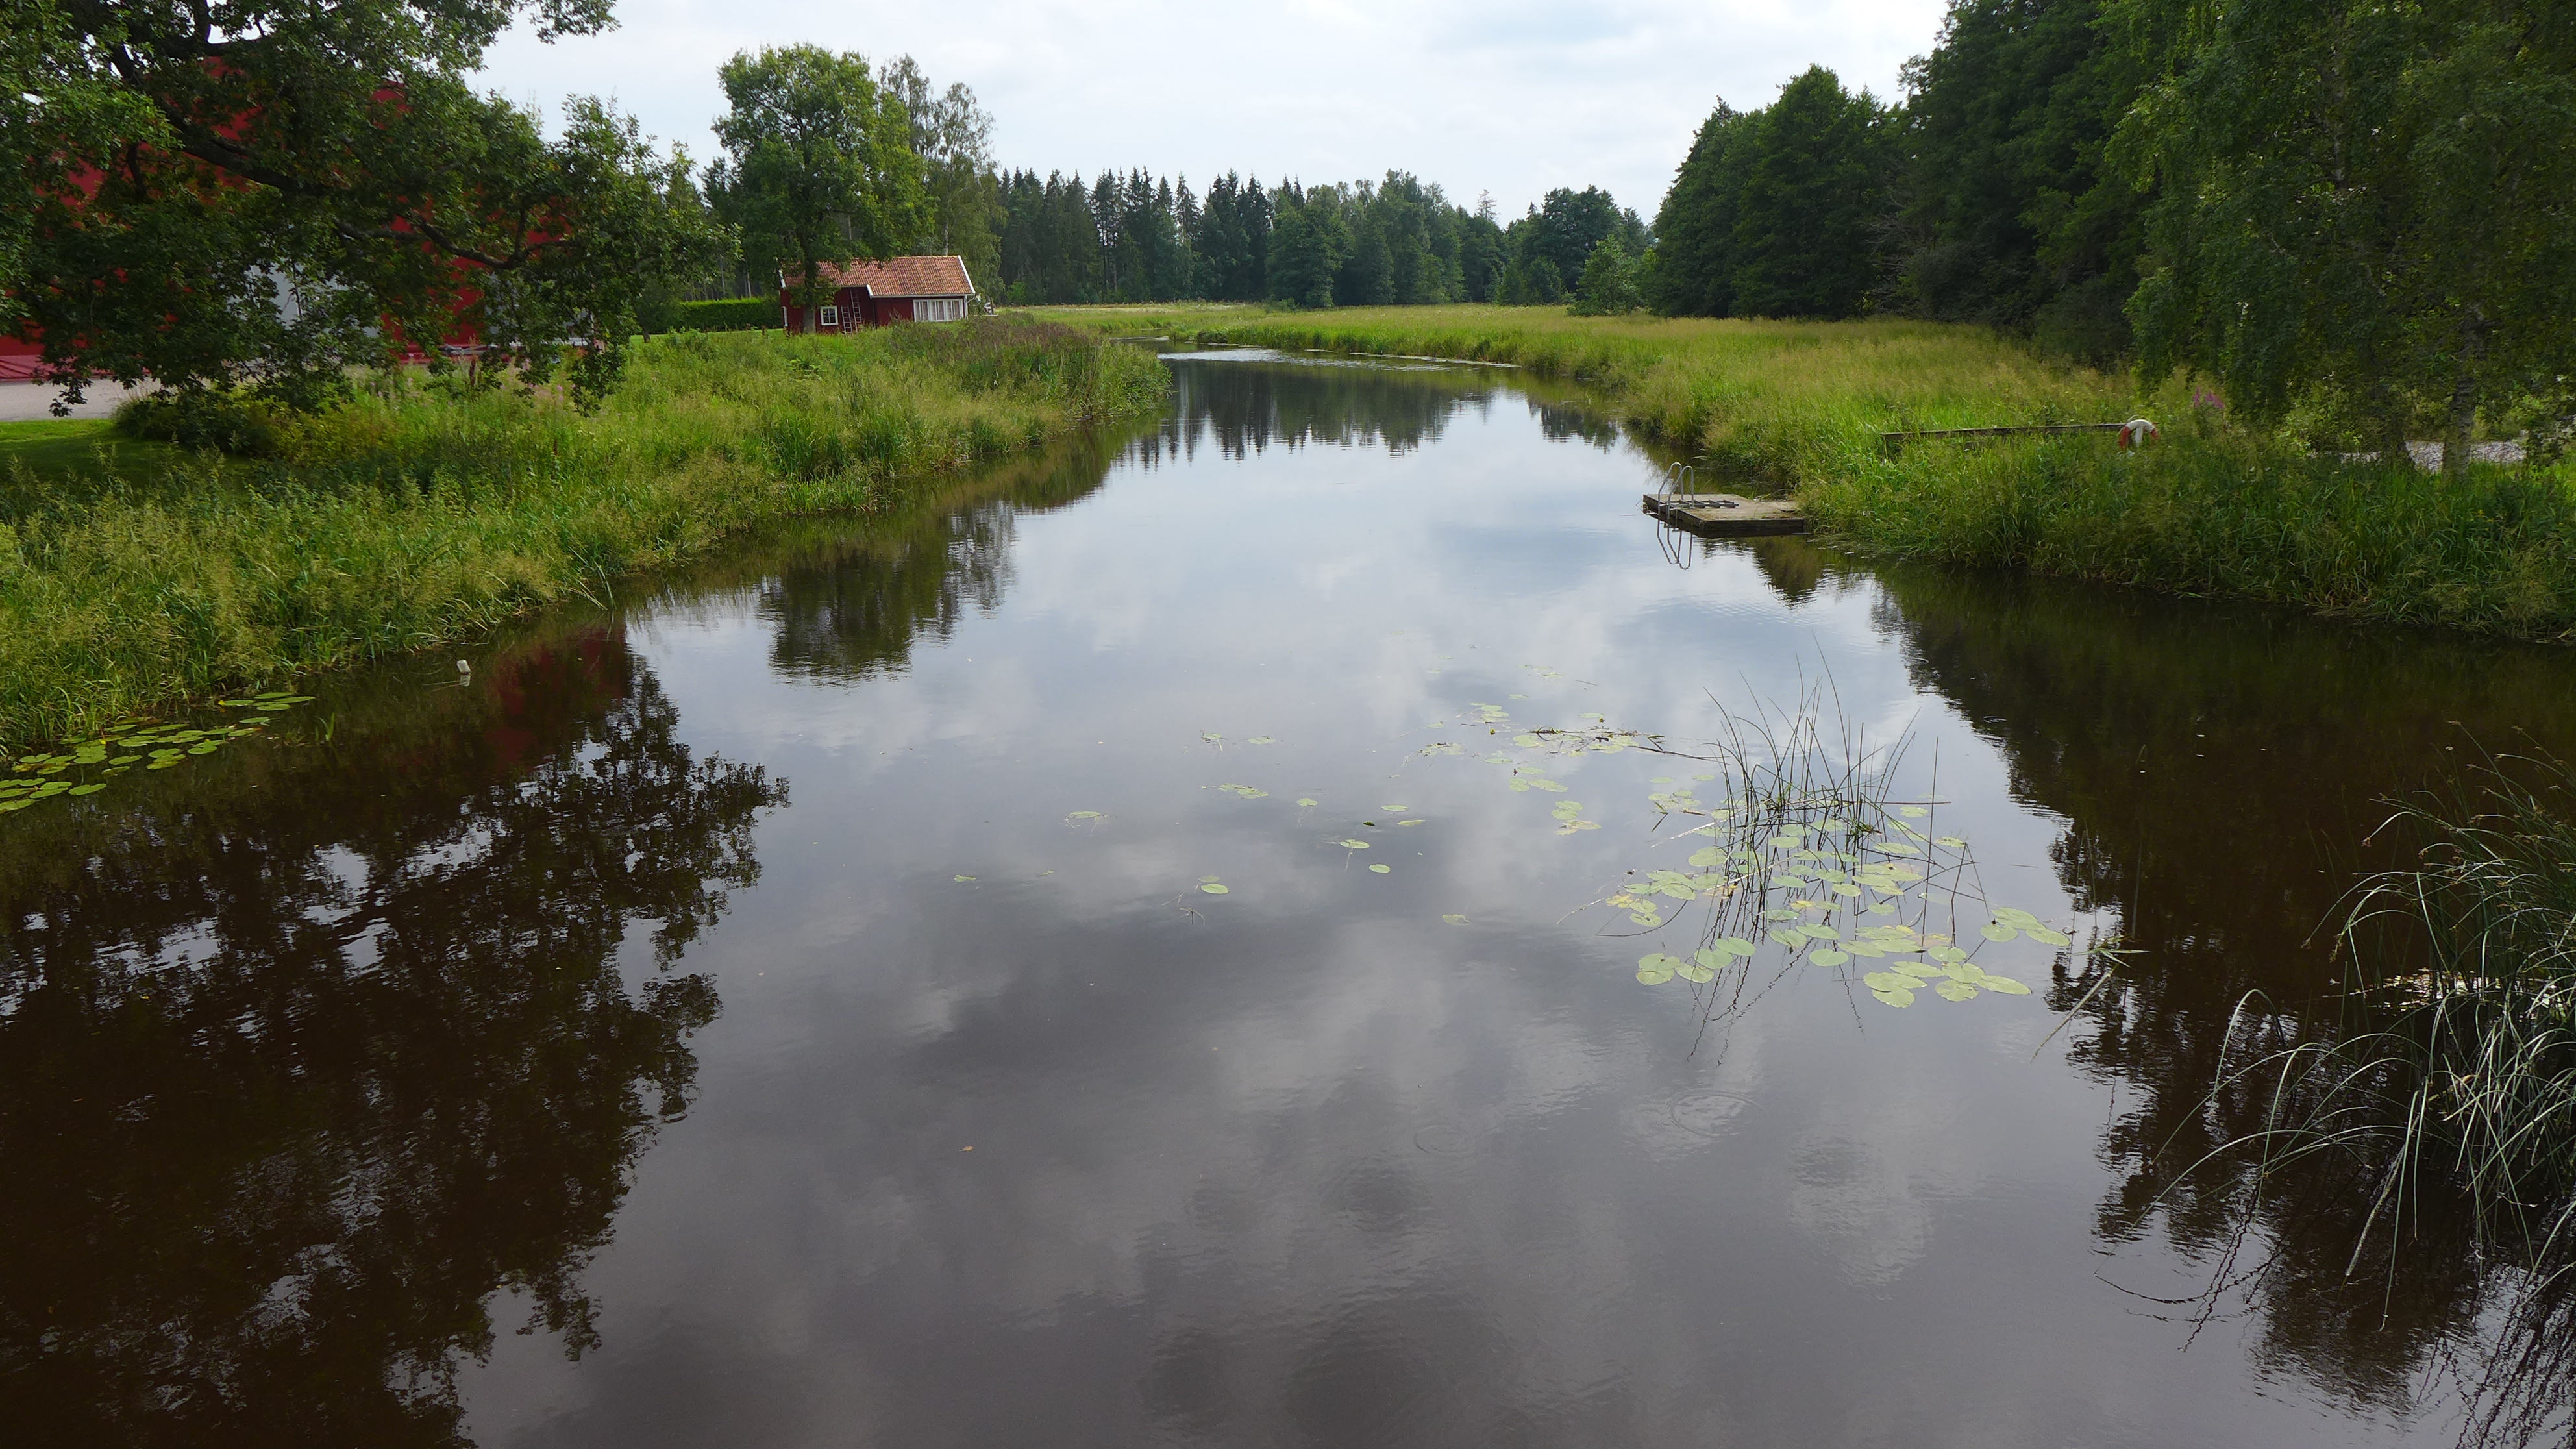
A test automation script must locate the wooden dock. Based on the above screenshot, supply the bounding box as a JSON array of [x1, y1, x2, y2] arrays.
[[1642, 493, 1807, 537]]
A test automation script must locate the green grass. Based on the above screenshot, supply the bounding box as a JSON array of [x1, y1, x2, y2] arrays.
[[0, 419, 194, 489], [1023, 303, 2576, 641], [0, 319, 1167, 751]]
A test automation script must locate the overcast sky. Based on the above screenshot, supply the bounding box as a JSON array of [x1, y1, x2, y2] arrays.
[[475, 0, 1949, 222]]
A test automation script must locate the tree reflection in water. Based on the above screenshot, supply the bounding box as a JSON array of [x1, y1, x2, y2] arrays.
[[0, 623, 784, 1447], [1839, 544, 2576, 1433]]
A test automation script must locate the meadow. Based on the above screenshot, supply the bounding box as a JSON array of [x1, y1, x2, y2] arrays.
[[1026, 303, 2576, 643], [0, 319, 1167, 750]]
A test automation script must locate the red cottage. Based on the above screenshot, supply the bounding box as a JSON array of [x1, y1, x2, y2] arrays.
[[780, 256, 978, 332]]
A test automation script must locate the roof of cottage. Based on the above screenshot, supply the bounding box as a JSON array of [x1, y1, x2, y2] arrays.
[[797, 255, 976, 297]]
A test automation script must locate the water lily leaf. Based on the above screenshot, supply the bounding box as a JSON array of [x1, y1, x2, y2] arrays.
[[147, 759, 180, 770], [2025, 926, 2070, 947], [1529, 779, 1565, 793], [1845, 941, 1885, 958], [187, 742, 219, 755], [1811, 948, 1850, 967], [253, 691, 293, 700], [1981, 923, 2018, 943], [0, 800, 28, 813], [1689, 847, 1725, 867], [1863, 970, 1916, 992], [1249, 736, 1277, 745], [1900, 805, 1929, 817], [1981, 974, 2032, 995], [1443, 914, 1469, 926], [1677, 957, 1716, 984], [1870, 985, 1916, 1008], [68, 783, 106, 796], [954, 874, 977, 882], [1067, 811, 1103, 821], [1338, 839, 1370, 849], [1934, 836, 1968, 849], [1637, 954, 1679, 985], [1398, 819, 1426, 826], [1200, 883, 1230, 895], [1935, 979, 1981, 1001], [1298, 798, 1319, 808], [1369, 863, 1391, 874], [1832, 883, 1861, 897], [1931, 946, 1969, 963], [1381, 804, 1410, 812], [1876, 839, 1923, 856], [1769, 929, 1805, 949], [1714, 936, 1757, 957]]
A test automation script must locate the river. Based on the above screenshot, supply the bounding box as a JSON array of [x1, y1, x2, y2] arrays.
[[6, 349, 2573, 1446]]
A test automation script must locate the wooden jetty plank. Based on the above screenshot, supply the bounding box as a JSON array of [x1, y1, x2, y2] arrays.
[[1641, 493, 1808, 538]]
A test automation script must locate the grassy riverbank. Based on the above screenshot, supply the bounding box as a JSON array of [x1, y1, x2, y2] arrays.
[[1029, 303, 2576, 641], [0, 319, 1167, 750]]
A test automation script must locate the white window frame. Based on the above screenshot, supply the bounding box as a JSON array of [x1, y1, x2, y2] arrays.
[[817, 304, 841, 330]]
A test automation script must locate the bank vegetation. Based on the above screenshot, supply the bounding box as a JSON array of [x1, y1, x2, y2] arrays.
[[0, 319, 1167, 750]]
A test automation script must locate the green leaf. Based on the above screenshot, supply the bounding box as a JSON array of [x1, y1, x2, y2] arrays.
[[1637, 953, 1681, 985], [1936, 980, 1980, 1001], [1981, 923, 2018, 943], [1200, 883, 1230, 895], [68, 783, 107, 796], [2025, 926, 2070, 947], [1442, 914, 1469, 926], [1338, 839, 1370, 849], [1368, 863, 1391, 873], [1870, 985, 1916, 1008], [1981, 974, 2032, 995], [1297, 798, 1319, 808], [953, 874, 976, 882], [1811, 948, 1849, 967]]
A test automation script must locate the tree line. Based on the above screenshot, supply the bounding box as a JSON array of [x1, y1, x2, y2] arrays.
[[982, 170, 1648, 310], [1644, 0, 2573, 464]]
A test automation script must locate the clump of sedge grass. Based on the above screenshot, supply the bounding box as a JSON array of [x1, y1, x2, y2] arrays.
[[2204, 750, 2576, 1444]]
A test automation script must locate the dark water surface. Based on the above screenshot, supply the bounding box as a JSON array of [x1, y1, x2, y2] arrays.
[[8, 353, 2575, 1447]]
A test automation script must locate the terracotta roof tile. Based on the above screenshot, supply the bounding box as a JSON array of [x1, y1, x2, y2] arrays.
[[803, 255, 975, 297]]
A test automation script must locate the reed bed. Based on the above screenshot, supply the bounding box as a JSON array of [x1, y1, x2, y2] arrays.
[[0, 320, 1168, 750]]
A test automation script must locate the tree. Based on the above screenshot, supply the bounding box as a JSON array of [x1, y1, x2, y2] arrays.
[[1572, 235, 1642, 314], [1267, 195, 1348, 308], [1730, 66, 1891, 318], [878, 55, 1001, 293], [1650, 101, 1761, 316], [1891, 0, 2147, 360], [2123, 0, 2576, 469], [709, 45, 926, 317], [4, 0, 726, 410]]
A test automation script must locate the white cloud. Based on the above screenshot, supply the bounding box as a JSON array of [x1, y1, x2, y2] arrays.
[[475, 0, 1947, 221]]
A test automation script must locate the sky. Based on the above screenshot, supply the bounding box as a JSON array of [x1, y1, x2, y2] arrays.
[[474, 0, 1950, 223]]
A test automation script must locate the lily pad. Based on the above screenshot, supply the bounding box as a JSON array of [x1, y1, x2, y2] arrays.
[[954, 874, 977, 882], [1200, 883, 1230, 895], [1636, 953, 1683, 985], [1297, 798, 1319, 807], [1811, 948, 1850, 967], [1443, 914, 1469, 925], [1369, 863, 1391, 874], [1338, 839, 1370, 849]]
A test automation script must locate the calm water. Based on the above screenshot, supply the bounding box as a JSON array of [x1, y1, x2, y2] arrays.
[[8, 352, 2576, 1447]]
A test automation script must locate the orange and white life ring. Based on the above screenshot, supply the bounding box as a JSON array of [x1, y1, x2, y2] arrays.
[[2116, 417, 2158, 450]]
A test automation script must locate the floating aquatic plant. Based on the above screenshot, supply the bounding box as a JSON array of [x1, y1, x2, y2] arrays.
[[1, 690, 312, 815]]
